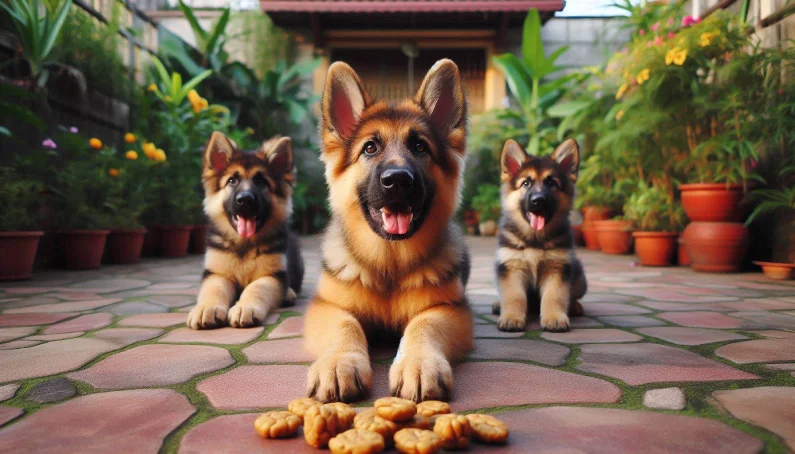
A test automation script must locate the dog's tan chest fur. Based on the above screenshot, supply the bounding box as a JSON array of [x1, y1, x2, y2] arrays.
[[204, 247, 285, 289]]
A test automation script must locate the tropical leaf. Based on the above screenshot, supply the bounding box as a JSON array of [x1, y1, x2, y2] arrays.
[[547, 100, 591, 118], [492, 54, 533, 110], [178, 0, 208, 48], [521, 9, 545, 78]]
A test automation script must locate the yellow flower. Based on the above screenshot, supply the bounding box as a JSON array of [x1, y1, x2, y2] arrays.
[[147, 84, 157, 93], [125, 150, 139, 160], [616, 83, 629, 100], [108, 168, 120, 177], [616, 110, 625, 120], [191, 95, 209, 114], [124, 133, 136, 143], [142, 142, 156, 158], [700, 31, 719, 47], [89, 138, 102, 149], [187, 89, 200, 103], [666, 47, 688, 66], [153, 149, 167, 162], [636, 68, 650, 85]]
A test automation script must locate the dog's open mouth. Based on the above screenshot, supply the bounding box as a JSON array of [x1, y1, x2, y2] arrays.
[[370, 204, 413, 236], [527, 212, 547, 231], [232, 215, 257, 239]]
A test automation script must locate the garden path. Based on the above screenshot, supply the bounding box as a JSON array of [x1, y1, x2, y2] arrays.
[[0, 236, 794, 452]]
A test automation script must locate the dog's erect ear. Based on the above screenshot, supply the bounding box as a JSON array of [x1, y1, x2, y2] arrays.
[[322, 62, 370, 141], [501, 140, 529, 180], [204, 131, 236, 173], [551, 139, 580, 182], [264, 136, 294, 178], [416, 59, 466, 134]]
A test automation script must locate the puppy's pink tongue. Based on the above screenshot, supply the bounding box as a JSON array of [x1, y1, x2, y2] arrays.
[[529, 213, 546, 231], [237, 217, 256, 238], [381, 211, 413, 235]]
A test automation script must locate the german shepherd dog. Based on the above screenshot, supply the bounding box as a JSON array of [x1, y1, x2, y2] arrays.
[[493, 139, 587, 333], [304, 59, 472, 403], [187, 132, 304, 330]]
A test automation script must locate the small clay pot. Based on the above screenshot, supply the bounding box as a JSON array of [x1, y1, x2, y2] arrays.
[[680, 183, 744, 222], [753, 261, 794, 280], [633, 231, 678, 266], [190, 224, 208, 254], [106, 228, 147, 264], [157, 225, 193, 258], [479, 220, 498, 236], [58, 230, 110, 270], [0, 231, 43, 281], [582, 223, 601, 250], [683, 222, 749, 273], [594, 220, 633, 255], [677, 236, 691, 267], [582, 206, 616, 223]]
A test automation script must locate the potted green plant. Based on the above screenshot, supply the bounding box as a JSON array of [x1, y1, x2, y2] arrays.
[[471, 185, 501, 236], [0, 167, 44, 280], [624, 183, 686, 266]]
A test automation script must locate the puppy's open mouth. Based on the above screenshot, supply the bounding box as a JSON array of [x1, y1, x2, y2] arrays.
[[527, 212, 547, 231], [232, 215, 257, 239], [369, 204, 413, 236]]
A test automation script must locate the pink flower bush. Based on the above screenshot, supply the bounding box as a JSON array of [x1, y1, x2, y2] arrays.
[[654, 36, 664, 46], [668, 18, 674, 25], [42, 138, 57, 149], [69, 126, 78, 133], [651, 23, 660, 32], [639, 29, 646, 36], [682, 16, 696, 27], [669, 32, 676, 39]]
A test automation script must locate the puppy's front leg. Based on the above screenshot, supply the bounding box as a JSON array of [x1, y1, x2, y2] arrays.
[[305, 299, 371, 403], [539, 272, 571, 332], [390, 304, 473, 402], [497, 266, 529, 332], [230, 275, 284, 328], [188, 274, 236, 329]]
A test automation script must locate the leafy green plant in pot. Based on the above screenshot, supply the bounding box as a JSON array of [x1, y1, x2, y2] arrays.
[[0, 166, 45, 280], [471, 185, 501, 236], [624, 183, 686, 266]]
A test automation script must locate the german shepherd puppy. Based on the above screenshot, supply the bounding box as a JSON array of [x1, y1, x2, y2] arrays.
[[187, 131, 304, 330], [304, 59, 472, 403], [494, 139, 587, 333]]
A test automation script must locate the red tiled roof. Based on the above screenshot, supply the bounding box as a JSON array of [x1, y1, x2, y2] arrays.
[[260, 0, 565, 13]]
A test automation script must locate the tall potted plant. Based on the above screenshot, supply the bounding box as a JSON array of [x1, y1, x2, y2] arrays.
[[472, 185, 501, 237], [624, 183, 686, 266], [0, 167, 44, 280]]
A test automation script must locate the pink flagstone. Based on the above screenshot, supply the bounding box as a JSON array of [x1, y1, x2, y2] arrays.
[[583, 303, 651, 316], [542, 329, 642, 344], [118, 312, 188, 328], [0, 313, 73, 327], [636, 327, 747, 346], [0, 338, 122, 382], [0, 327, 37, 342], [197, 365, 308, 410], [243, 338, 314, 363], [0, 340, 40, 349], [597, 315, 665, 327], [148, 295, 194, 308], [475, 323, 524, 338], [26, 332, 83, 341], [69, 344, 233, 389], [715, 338, 795, 364], [0, 408, 22, 427], [751, 330, 795, 339], [267, 316, 304, 339], [65, 278, 150, 293], [160, 327, 263, 345], [657, 311, 749, 328], [0, 390, 194, 452], [712, 387, 795, 451], [578, 343, 758, 385], [5, 298, 120, 314], [93, 328, 163, 344], [476, 406, 762, 453], [178, 413, 315, 454], [44, 313, 112, 334], [469, 339, 570, 366], [729, 311, 795, 330]]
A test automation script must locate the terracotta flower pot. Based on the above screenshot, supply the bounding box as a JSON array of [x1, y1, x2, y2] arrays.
[[594, 220, 634, 255], [582, 206, 616, 223], [190, 224, 208, 254], [58, 230, 110, 270], [633, 232, 678, 266], [141, 226, 160, 257], [581, 223, 601, 250], [479, 220, 498, 236], [680, 183, 744, 222], [677, 236, 691, 267], [106, 228, 147, 264], [157, 225, 192, 257], [572, 224, 585, 247], [0, 232, 44, 281], [753, 261, 794, 280], [683, 222, 749, 273]]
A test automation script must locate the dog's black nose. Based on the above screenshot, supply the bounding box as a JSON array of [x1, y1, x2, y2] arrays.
[[235, 191, 257, 216], [380, 168, 414, 191], [529, 193, 548, 211]]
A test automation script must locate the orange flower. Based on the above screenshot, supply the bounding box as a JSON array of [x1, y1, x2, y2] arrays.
[[89, 138, 102, 149], [108, 168, 120, 177], [142, 142, 157, 159], [124, 133, 136, 143], [153, 149, 167, 162], [125, 151, 139, 160]]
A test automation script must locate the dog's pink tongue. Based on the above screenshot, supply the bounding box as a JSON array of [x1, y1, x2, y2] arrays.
[[529, 213, 546, 231], [237, 217, 256, 238], [381, 211, 413, 235]]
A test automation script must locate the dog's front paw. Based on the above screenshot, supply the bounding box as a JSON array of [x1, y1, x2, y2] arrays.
[[187, 304, 228, 330], [389, 351, 453, 402], [307, 351, 371, 403], [541, 311, 571, 332], [497, 314, 526, 332], [228, 303, 266, 328]]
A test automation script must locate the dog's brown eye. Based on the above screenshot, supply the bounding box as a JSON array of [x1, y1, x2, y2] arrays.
[[363, 141, 377, 155], [522, 179, 531, 188], [413, 140, 428, 154], [253, 174, 268, 187], [227, 176, 238, 186], [545, 176, 559, 189]]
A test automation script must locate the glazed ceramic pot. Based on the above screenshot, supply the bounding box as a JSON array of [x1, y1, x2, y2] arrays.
[[106, 228, 147, 264], [680, 183, 744, 222], [0, 231, 43, 280], [594, 220, 633, 255], [683, 222, 749, 272], [58, 230, 110, 270], [633, 232, 678, 266]]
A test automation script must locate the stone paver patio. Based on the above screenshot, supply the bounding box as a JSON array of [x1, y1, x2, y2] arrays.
[[0, 236, 794, 452]]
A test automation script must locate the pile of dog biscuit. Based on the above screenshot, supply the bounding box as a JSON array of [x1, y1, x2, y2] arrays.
[[254, 396, 509, 453]]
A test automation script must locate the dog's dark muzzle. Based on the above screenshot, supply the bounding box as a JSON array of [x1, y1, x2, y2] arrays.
[[234, 191, 259, 218]]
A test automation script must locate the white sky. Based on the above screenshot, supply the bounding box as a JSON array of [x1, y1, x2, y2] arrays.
[[557, 0, 635, 17]]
